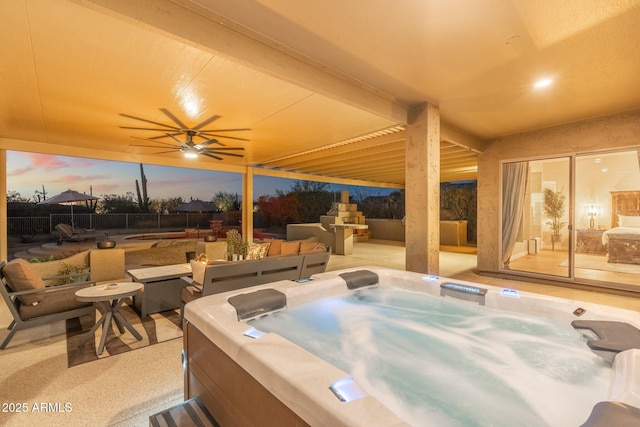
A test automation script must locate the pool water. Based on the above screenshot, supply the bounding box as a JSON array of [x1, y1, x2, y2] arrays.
[[250, 286, 610, 427]]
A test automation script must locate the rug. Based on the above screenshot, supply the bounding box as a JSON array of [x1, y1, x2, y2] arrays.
[[65, 304, 182, 368], [560, 254, 640, 275]]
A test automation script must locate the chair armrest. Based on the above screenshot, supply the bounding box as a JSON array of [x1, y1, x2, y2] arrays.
[[6, 280, 95, 297], [181, 276, 202, 291]]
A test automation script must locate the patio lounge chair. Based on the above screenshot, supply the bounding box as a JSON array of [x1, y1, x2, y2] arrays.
[[55, 223, 96, 245], [0, 260, 95, 349]]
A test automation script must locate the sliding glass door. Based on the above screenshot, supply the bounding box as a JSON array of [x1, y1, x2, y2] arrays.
[[501, 149, 640, 289], [501, 157, 571, 278], [574, 151, 640, 287]]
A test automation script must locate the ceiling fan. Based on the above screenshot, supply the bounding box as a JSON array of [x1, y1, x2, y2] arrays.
[[121, 108, 250, 160]]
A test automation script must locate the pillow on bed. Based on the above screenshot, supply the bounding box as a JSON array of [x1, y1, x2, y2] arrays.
[[618, 215, 640, 228]]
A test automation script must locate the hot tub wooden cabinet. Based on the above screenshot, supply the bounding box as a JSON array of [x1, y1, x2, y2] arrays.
[[183, 321, 309, 427]]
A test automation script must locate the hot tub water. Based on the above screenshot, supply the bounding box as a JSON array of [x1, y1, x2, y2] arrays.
[[250, 286, 610, 427]]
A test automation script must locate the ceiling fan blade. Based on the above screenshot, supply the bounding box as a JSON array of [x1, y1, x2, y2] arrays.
[[205, 150, 244, 158], [120, 126, 180, 132], [130, 144, 176, 149], [198, 128, 251, 133], [201, 152, 223, 161], [199, 133, 250, 142], [160, 108, 189, 129], [192, 114, 221, 130], [154, 149, 182, 154], [148, 132, 182, 140], [165, 133, 189, 147], [193, 134, 226, 146], [205, 147, 245, 151], [120, 113, 180, 131], [130, 136, 178, 148], [195, 138, 222, 149]]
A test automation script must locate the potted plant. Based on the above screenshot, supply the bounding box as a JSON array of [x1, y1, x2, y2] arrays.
[[225, 229, 243, 260], [544, 188, 566, 250]]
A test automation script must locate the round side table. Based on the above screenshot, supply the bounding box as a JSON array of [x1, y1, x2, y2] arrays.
[[75, 282, 144, 355]]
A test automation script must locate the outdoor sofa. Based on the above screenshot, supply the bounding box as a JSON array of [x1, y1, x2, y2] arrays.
[[180, 239, 331, 320]]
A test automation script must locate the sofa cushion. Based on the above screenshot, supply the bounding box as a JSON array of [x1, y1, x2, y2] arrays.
[[247, 242, 270, 260], [280, 241, 301, 255], [18, 283, 92, 320], [300, 242, 327, 253], [265, 239, 283, 256], [3, 259, 46, 306]]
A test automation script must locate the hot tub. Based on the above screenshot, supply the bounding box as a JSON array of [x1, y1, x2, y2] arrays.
[[182, 267, 640, 426]]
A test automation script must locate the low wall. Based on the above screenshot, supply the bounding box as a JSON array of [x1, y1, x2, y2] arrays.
[[286, 224, 334, 248], [366, 219, 405, 241], [288, 219, 470, 245], [28, 248, 126, 284]]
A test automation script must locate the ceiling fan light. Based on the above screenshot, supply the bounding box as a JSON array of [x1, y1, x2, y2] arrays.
[[184, 152, 198, 159]]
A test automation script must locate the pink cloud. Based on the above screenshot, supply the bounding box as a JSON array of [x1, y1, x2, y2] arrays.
[[7, 167, 32, 177], [25, 153, 70, 170]]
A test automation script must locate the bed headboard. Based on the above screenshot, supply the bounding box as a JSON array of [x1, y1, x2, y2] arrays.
[[611, 190, 640, 227]]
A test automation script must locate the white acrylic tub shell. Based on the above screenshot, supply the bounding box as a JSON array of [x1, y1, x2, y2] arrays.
[[184, 267, 640, 427]]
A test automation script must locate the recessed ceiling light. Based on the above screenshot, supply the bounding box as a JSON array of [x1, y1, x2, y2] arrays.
[[534, 78, 553, 89]]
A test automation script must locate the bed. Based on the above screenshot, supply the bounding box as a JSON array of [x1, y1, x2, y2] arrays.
[[602, 191, 640, 264]]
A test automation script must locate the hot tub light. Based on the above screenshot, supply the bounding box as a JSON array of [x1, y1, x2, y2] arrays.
[[329, 377, 367, 402], [440, 282, 488, 305], [243, 326, 265, 339], [441, 283, 487, 295], [422, 275, 440, 282], [501, 288, 520, 298]]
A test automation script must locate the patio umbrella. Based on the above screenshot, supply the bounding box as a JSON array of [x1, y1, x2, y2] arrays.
[[39, 189, 99, 228], [176, 199, 217, 213]]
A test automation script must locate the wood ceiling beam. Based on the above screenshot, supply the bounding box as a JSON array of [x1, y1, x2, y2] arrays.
[[260, 131, 406, 166], [252, 166, 402, 188], [267, 144, 405, 170], [292, 153, 405, 174]]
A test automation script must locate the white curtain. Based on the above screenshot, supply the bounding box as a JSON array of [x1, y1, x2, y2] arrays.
[[502, 162, 528, 267]]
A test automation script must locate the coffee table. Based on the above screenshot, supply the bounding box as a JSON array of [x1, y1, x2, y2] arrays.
[[126, 264, 192, 317], [75, 282, 144, 355]]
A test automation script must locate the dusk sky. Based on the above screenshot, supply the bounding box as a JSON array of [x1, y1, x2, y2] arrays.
[[6, 151, 396, 202]]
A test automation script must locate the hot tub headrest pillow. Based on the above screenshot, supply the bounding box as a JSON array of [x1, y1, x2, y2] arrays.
[[228, 289, 286, 320], [339, 270, 379, 290]]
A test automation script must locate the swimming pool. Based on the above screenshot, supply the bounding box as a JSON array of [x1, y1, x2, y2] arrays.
[[182, 267, 640, 426]]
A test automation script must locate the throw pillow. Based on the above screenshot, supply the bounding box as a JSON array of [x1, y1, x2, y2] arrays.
[[247, 242, 271, 260], [280, 241, 301, 255], [3, 259, 46, 306], [265, 239, 283, 256]]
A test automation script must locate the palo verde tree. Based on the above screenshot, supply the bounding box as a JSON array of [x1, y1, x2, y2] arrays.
[[98, 192, 139, 213], [212, 191, 240, 212]]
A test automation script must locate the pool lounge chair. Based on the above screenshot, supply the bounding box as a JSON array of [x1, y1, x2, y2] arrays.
[[55, 223, 96, 245]]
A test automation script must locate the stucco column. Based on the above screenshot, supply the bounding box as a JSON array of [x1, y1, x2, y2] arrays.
[[405, 103, 440, 274], [242, 167, 254, 243], [0, 149, 7, 262]]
